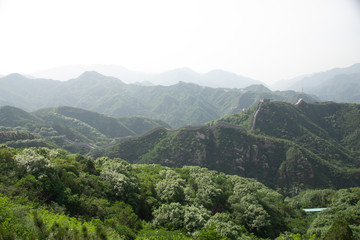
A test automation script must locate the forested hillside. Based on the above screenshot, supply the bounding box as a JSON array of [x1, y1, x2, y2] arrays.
[[1, 146, 359, 239], [0, 105, 169, 154], [95, 101, 360, 193], [1, 100, 359, 193], [0, 72, 317, 128]]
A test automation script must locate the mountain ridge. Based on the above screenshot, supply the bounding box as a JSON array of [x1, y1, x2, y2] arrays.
[[271, 63, 360, 91], [0, 72, 317, 128], [28, 64, 263, 88]]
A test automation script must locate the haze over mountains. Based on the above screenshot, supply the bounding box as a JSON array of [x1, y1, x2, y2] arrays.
[[31, 64, 262, 89], [274, 63, 360, 91], [24, 62, 360, 104], [0, 71, 316, 128], [272, 63, 360, 103]]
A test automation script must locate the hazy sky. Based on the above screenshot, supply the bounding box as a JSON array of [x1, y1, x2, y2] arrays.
[[1, 0, 360, 84]]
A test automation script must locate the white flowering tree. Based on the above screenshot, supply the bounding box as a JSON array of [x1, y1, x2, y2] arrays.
[[14, 148, 53, 177], [185, 166, 223, 210], [184, 204, 210, 233], [152, 202, 185, 230], [100, 158, 138, 200], [155, 170, 185, 203]]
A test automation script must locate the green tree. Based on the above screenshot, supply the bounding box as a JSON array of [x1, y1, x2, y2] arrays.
[[204, 212, 245, 240], [100, 158, 138, 200], [325, 219, 354, 240], [196, 225, 229, 240], [183, 205, 210, 233]]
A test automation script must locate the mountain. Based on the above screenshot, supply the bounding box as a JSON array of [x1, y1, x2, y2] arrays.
[[288, 63, 360, 91], [273, 63, 360, 92], [32, 64, 145, 83], [0, 72, 317, 128], [200, 69, 262, 89], [271, 63, 360, 103], [145, 68, 262, 88], [96, 100, 360, 191], [0, 73, 63, 110], [145, 67, 201, 86], [0, 105, 43, 127], [270, 74, 310, 91], [32, 64, 91, 81], [231, 86, 317, 112], [34, 106, 170, 137], [0, 105, 169, 154], [305, 73, 360, 103], [31, 64, 262, 88]]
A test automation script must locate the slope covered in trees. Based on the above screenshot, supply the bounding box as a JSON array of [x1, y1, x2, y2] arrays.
[[2, 101, 359, 193], [0, 105, 169, 154], [96, 101, 360, 192], [1, 146, 359, 239]]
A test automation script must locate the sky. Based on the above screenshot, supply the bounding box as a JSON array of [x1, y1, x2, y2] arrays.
[[1, 0, 360, 84]]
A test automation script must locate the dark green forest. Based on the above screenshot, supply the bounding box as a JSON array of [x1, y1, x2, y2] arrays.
[[1, 146, 359, 239]]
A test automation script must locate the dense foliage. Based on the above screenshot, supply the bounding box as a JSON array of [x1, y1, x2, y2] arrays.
[[0, 146, 359, 239]]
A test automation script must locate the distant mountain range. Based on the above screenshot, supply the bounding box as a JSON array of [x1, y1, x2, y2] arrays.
[[22, 62, 360, 104], [0, 71, 316, 128], [31, 64, 262, 89], [272, 63, 360, 103]]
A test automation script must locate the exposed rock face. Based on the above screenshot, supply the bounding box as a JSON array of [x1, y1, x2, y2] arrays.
[[104, 122, 357, 190]]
